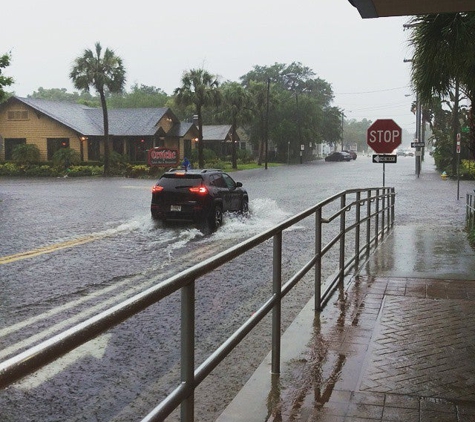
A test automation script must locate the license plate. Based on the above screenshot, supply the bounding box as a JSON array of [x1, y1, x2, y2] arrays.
[[170, 205, 181, 212]]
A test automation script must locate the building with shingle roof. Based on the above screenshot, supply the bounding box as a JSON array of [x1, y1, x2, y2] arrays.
[[0, 96, 199, 163], [202, 125, 241, 157]]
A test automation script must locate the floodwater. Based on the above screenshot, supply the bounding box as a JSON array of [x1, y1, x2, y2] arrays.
[[0, 154, 472, 421]]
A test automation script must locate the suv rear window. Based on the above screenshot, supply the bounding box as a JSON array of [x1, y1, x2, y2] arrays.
[[159, 174, 203, 188]]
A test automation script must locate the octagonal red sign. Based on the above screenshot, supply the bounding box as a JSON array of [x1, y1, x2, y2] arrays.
[[367, 119, 402, 154]]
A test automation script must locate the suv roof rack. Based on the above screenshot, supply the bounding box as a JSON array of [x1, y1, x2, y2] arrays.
[[165, 168, 222, 174]]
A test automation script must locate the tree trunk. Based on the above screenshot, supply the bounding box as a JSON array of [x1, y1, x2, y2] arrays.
[[257, 114, 265, 166], [231, 118, 237, 169], [197, 107, 204, 169], [100, 90, 110, 177]]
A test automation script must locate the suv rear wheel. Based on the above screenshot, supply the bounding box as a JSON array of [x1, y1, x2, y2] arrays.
[[240, 197, 249, 215], [208, 204, 223, 231]]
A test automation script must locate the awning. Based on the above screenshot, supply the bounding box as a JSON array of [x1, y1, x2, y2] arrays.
[[348, 0, 475, 18]]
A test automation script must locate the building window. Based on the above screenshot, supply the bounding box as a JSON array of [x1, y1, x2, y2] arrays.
[[184, 139, 191, 158], [47, 138, 69, 160], [7, 110, 29, 120], [113, 139, 124, 155], [88, 139, 101, 161], [4, 138, 26, 160]]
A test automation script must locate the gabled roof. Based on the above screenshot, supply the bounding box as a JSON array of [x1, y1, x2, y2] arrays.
[[9, 96, 174, 137], [202, 125, 233, 141], [88, 108, 171, 136], [13, 97, 102, 135], [168, 122, 199, 138]]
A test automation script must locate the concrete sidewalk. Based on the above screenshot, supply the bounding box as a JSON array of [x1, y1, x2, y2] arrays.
[[217, 223, 475, 421]]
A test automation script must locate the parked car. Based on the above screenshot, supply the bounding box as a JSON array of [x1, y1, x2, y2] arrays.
[[151, 168, 249, 231], [396, 149, 405, 156], [343, 150, 357, 160], [325, 151, 352, 162], [404, 149, 415, 157]]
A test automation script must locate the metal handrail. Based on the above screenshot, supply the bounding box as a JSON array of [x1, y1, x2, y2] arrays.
[[0, 187, 396, 421], [467, 192, 475, 232]]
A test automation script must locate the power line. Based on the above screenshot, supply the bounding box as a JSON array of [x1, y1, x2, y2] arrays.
[[336, 85, 410, 95]]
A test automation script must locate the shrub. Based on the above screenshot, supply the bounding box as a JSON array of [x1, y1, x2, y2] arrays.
[[126, 164, 150, 178], [109, 151, 129, 175], [237, 149, 254, 164], [12, 144, 40, 165], [52, 148, 81, 170], [0, 162, 22, 176], [190, 148, 218, 168], [459, 160, 475, 180], [67, 166, 93, 177], [23, 165, 58, 177]]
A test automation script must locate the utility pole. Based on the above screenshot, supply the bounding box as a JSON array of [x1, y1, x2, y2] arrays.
[[265, 77, 270, 170], [415, 93, 421, 177]]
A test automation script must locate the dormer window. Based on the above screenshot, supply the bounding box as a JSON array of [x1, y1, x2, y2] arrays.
[[7, 110, 29, 120]]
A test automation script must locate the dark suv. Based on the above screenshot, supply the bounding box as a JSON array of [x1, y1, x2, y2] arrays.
[[151, 169, 249, 230]]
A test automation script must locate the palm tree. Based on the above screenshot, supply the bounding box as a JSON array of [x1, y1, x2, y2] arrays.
[[70, 42, 126, 176], [219, 82, 253, 169], [247, 80, 269, 166], [409, 13, 475, 170], [174, 69, 220, 169]]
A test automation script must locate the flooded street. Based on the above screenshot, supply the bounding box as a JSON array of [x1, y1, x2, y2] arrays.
[[0, 155, 472, 421]]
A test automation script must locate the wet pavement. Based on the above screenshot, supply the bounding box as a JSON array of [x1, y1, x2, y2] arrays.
[[217, 173, 475, 421]]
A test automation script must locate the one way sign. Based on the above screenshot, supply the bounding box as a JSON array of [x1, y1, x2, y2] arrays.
[[372, 154, 397, 163]]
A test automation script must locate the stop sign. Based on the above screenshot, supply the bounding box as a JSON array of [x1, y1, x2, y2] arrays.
[[367, 119, 402, 154]]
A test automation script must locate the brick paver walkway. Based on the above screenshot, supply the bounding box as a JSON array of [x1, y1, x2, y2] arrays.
[[290, 277, 475, 422]]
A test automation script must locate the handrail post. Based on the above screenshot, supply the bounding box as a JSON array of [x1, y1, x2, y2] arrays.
[[366, 190, 371, 255], [339, 193, 346, 284], [466, 193, 469, 225], [375, 189, 380, 247], [381, 188, 386, 238], [315, 207, 322, 312], [355, 191, 361, 270], [391, 187, 395, 227], [271, 232, 282, 374], [181, 281, 195, 422]]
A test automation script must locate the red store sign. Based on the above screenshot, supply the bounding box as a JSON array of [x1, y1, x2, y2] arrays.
[[148, 148, 179, 167]]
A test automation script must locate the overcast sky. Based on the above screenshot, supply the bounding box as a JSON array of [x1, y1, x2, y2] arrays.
[[3, 0, 416, 137]]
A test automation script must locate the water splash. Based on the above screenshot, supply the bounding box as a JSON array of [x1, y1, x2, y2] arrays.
[[206, 198, 293, 242]]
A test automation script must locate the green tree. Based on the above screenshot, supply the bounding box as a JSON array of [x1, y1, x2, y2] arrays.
[[246, 80, 269, 165], [409, 13, 475, 171], [0, 52, 14, 102], [174, 68, 221, 169], [107, 84, 169, 108], [241, 62, 336, 163], [321, 107, 344, 150], [70, 42, 126, 176], [218, 82, 253, 168]]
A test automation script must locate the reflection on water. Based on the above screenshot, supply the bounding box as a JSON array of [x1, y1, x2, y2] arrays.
[[265, 278, 372, 420]]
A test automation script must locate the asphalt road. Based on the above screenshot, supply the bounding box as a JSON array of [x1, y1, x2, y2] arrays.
[[0, 154, 471, 421]]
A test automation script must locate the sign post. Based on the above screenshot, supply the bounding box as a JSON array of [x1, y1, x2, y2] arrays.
[[367, 119, 402, 186], [457, 133, 461, 200]]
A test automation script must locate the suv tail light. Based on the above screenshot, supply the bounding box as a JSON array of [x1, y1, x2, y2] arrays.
[[152, 185, 164, 193], [189, 186, 208, 195]]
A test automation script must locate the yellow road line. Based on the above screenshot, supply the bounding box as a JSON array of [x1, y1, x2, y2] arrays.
[[0, 234, 104, 265]]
